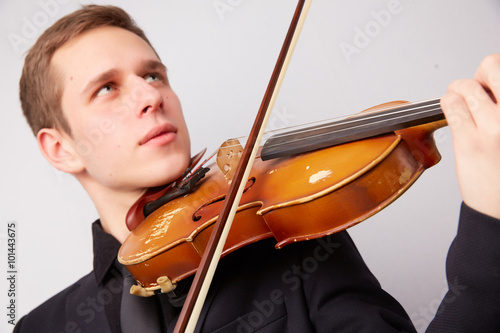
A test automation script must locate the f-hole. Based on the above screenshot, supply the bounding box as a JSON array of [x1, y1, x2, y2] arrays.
[[192, 177, 256, 222]]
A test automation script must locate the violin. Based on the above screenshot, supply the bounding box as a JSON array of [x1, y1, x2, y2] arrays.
[[118, 1, 447, 331], [118, 98, 446, 291]]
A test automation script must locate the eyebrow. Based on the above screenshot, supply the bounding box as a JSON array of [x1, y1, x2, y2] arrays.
[[143, 60, 167, 73], [81, 60, 168, 97], [81, 69, 120, 97]]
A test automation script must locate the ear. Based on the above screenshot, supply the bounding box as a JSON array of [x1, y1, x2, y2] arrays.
[[37, 128, 85, 174]]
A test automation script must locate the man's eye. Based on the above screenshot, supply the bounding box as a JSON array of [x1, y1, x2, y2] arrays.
[[145, 74, 161, 83], [96, 84, 114, 97]]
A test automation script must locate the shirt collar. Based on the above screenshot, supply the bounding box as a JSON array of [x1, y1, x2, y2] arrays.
[[91, 220, 122, 286]]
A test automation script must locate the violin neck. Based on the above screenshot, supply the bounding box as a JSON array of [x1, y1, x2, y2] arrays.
[[261, 98, 444, 160]]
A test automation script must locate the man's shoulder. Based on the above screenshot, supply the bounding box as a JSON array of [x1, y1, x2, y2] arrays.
[[14, 271, 104, 332]]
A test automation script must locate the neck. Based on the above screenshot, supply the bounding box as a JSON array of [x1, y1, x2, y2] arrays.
[[77, 175, 145, 244], [96, 201, 135, 244]]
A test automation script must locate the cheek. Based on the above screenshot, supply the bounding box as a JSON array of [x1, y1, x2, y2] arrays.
[[72, 116, 130, 165], [168, 94, 189, 131], [77, 132, 130, 185]]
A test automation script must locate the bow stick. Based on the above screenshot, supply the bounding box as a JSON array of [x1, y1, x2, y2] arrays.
[[174, 1, 312, 331]]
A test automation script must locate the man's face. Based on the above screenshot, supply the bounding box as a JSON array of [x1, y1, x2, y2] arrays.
[[51, 26, 191, 192]]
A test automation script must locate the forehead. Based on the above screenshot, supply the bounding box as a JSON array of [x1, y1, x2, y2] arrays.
[[51, 26, 159, 82]]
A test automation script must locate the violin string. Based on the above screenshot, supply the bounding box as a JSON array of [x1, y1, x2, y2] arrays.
[[222, 102, 422, 147], [263, 99, 442, 148], [271, 106, 443, 147], [215, 98, 442, 158], [186, 150, 217, 177], [267, 98, 441, 141], [277, 106, 441, 145], [242, 99, 439, 141]]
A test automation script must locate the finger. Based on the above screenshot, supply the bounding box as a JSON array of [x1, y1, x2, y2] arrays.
[[446, 78, 496, 127], [440, 91, 476, 144], [474, 53, 500, 104]]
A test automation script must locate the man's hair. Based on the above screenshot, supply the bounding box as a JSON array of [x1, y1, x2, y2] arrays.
[[19, 5, 156, 136]]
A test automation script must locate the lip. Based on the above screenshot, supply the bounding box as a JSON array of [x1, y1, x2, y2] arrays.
[[140, 123, 178, 146]]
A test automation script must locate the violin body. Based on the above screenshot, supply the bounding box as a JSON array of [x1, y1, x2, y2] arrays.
[[118, 101, 446, 292]]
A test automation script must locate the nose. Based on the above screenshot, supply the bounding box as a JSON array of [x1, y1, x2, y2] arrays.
[[129, 76, 164, 117]]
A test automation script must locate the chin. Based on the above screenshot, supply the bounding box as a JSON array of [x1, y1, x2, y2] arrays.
[[150, 157, 191, 187]]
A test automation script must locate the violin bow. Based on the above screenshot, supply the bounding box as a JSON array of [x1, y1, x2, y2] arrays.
[[173, 1, 312, 332]]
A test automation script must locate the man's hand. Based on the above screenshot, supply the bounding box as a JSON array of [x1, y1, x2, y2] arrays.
[[441, 54, 500, 219]]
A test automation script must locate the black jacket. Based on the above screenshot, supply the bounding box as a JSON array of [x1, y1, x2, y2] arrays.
[[14, 204, 500, 332], [426, 204, 500, 332]]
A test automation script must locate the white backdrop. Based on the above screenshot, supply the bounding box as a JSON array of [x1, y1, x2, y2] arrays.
[[1, 0, 499, 332]]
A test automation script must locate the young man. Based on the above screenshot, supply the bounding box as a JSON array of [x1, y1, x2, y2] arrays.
[[15, 5, 500, 333]]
